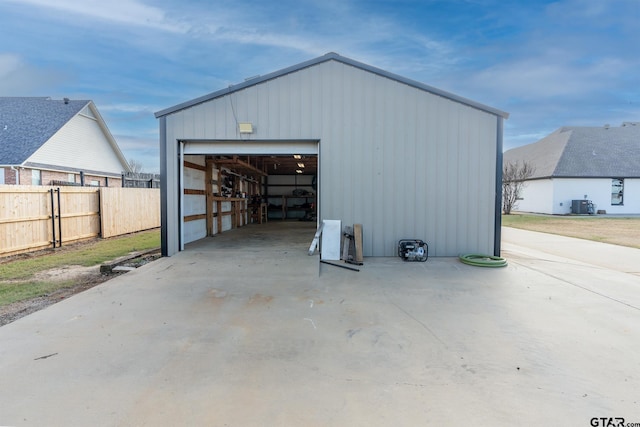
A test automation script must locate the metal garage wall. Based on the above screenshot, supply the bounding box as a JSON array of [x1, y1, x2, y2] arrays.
[[315, 63, 499, 257], [161, 58, 501, 257]]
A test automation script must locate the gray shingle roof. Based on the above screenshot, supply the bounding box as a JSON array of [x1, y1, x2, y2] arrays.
[[0, 97, 89, 165], [504, 123, 640, 178]]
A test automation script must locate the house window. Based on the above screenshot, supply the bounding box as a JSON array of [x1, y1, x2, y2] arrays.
[[32, 169, 41, 185], [611, 178, 624, 205], [68, 173, 75, 183], [0, 167, 4, 184]]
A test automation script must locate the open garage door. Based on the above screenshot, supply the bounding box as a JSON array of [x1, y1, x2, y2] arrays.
[[178, 139, 319, 250]]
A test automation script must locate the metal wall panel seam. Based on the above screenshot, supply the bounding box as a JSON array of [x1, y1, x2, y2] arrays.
[[494, 116, 504, 256]]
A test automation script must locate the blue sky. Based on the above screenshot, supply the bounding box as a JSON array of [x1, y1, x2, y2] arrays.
[[1, 0, 638, 173]]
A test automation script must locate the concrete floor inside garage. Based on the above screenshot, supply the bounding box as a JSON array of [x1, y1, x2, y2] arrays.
[[0, 222, 639, 426]]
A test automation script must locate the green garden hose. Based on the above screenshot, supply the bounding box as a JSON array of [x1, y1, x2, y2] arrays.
[[459, 253, 508, 268]]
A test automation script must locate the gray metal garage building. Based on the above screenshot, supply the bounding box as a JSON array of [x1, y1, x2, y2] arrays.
[[155, 52, 508, 257]]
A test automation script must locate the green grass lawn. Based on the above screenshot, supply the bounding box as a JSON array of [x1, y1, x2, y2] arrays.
[[0, 229, 160, 306]]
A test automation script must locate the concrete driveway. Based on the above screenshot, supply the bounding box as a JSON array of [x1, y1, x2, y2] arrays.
[[1, 222, 639, 426]]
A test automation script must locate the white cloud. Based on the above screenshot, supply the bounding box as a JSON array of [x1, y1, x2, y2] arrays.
[[2, 0, 634, 161], [0, 53, 21, 78], [3, 0, 457, 81], [200, 26, 326, 57], [0, 53, 66, 95], [160, 0, 458, 74], [114, 134, 159, 172], [464, 57, 625, 100], [460, 37, 624, 98], [3, 0, 189, 33], [99, 103, 159, 115]]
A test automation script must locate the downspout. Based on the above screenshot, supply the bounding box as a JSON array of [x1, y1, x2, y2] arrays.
[[179, 140, 185, 252], [10, 166, 20, 185], [494, 116, 504, 257]]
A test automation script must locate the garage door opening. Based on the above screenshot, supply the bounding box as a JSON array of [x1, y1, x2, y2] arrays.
[[179, 140, 319, 250]]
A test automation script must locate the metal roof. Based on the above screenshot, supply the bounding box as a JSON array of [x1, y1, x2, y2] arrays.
[[0, 97, 89, 165], [504, 123, 640, 178], [155, 52, 509, 119]]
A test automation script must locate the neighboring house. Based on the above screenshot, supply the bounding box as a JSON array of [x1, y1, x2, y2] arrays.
[[504, 122, 640, 215], [0, 97, 131, 186]]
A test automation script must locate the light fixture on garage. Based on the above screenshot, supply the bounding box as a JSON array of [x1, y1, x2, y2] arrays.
[[297, 163, 305, 168], [238, 122, 253, 134], [296, 169, 303, 174], [293, 154, 302, 159]]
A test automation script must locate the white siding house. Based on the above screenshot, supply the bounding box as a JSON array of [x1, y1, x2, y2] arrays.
[[0, 97, 130, 186], [156, 53, 509, 257], [504, 123, 640, 215]]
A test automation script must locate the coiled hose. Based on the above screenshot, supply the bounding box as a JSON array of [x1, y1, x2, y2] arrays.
[[459, 253, 508, 268]]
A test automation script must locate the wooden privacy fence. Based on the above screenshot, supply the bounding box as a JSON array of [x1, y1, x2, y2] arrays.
[[100, 187, 160, 238], [0, 186, 160, 256]]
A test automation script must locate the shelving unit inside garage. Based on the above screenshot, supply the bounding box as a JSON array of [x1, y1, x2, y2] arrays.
[[266, 174, 316, 220], [181, 155, 316, 240]]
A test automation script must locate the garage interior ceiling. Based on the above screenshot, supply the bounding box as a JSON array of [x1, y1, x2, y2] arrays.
[[210, 154, 317, 176]]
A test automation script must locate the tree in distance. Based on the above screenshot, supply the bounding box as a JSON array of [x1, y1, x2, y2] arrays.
[[502, 160, 535, 214]]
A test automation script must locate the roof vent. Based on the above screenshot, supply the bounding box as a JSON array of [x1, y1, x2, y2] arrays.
[[63, 97, 69, 104]]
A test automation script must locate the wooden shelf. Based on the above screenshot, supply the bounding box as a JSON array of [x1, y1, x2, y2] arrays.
[[210, 197, 248, 233], [212, 156, 267, 177], [248, 202, 268, 224], [211, 196, 248, 202]]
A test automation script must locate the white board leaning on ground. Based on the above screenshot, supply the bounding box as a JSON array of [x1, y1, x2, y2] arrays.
[[320, 220, 342, 261]]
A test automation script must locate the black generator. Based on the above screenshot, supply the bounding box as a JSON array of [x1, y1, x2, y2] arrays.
[[398, 239, 428, 262]]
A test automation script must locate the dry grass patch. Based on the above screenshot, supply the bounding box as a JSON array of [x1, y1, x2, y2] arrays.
[[502, 214, 640, 249], [0, 230, 160, 326]]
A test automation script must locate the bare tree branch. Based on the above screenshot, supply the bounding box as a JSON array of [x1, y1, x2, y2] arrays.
[[502, 161, 535, 214], [128, 159, 144, 174]]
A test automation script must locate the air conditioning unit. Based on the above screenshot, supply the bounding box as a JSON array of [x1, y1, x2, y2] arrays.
[[571, 200, 593, 214]]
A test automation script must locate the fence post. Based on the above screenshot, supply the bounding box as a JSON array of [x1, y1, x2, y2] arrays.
[[50, 188, 56, 248], [98, 187, 103, 238], [56, 188, 62, 247]]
